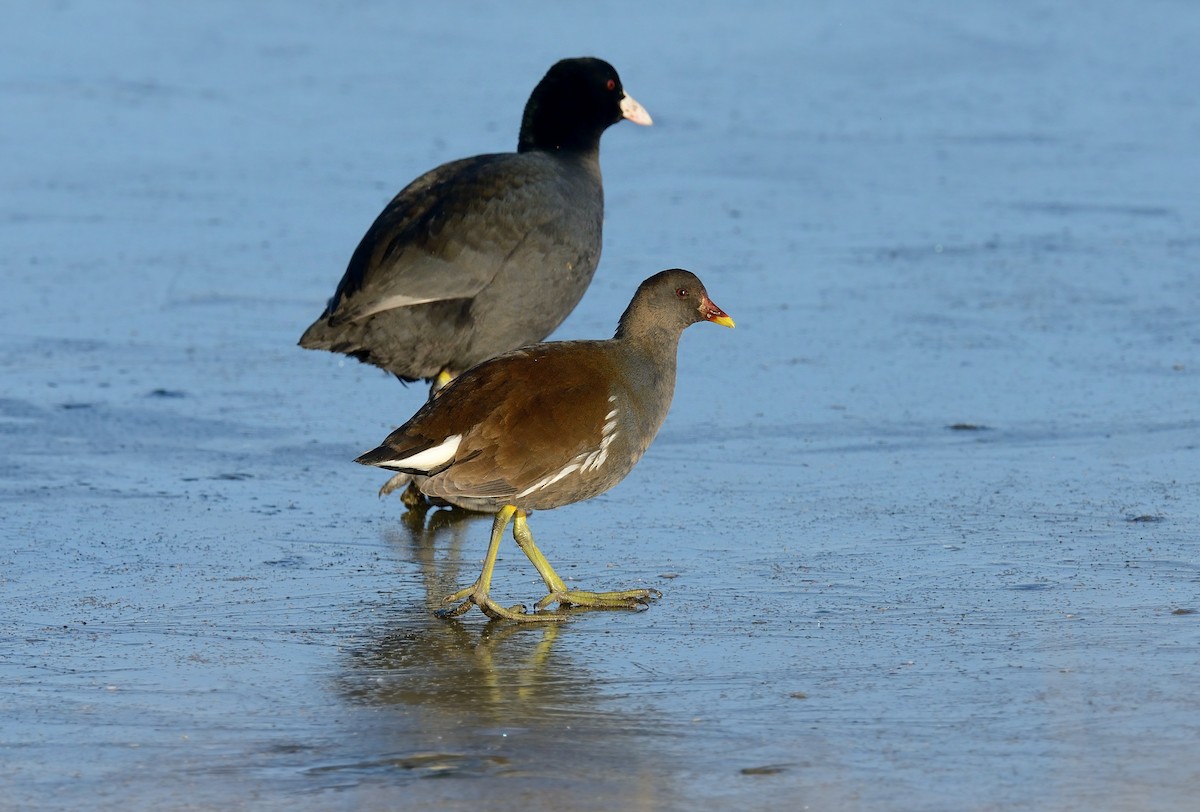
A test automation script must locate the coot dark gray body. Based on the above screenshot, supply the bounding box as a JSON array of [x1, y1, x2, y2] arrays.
[[300, 57, 651, 383]]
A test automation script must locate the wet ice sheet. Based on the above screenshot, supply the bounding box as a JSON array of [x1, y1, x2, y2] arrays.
[[2, 1, 1199, 810]]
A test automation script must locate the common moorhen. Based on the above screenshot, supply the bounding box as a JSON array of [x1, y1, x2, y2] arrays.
[[299, 57, 652, 386], [356, 270, 734, 621]]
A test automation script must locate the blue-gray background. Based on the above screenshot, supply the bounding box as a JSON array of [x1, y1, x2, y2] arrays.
[[2, 2, 1197, 810]]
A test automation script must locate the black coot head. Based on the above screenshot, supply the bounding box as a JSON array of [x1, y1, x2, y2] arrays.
[[518, 57, 651, 153]]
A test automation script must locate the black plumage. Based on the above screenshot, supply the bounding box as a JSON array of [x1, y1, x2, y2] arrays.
[[300, 57, 651, 383]]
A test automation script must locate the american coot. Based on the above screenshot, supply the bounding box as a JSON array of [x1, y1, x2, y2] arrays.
[[299, 57, 652, 386], [356, 270, 734, 622]]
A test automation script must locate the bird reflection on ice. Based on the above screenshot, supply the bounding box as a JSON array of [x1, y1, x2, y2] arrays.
[[327, 506, 676, 809]]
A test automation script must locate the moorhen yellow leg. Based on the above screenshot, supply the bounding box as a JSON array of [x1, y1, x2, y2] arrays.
[[512, 510, 660, 611], [439, 506, 567, 622]]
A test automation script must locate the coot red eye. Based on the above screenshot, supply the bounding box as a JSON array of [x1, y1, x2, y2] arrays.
[[676, 288, 688, 298], [606, 78, 616, 91]]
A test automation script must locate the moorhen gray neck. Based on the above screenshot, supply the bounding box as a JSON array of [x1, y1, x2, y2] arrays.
[[355, 269, 734, 621]]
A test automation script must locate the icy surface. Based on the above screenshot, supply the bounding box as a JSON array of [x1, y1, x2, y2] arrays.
[[2, 2, 1198, 810]]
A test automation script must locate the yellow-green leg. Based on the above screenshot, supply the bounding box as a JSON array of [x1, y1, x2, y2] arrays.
[[430, 368, 455, 396], [511, 510, 661, 611], [438, 506, 567, 622], [378, 470, 422, 504]]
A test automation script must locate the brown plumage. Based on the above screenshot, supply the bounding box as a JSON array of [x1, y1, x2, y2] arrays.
[[356, 269, 734, 621]]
